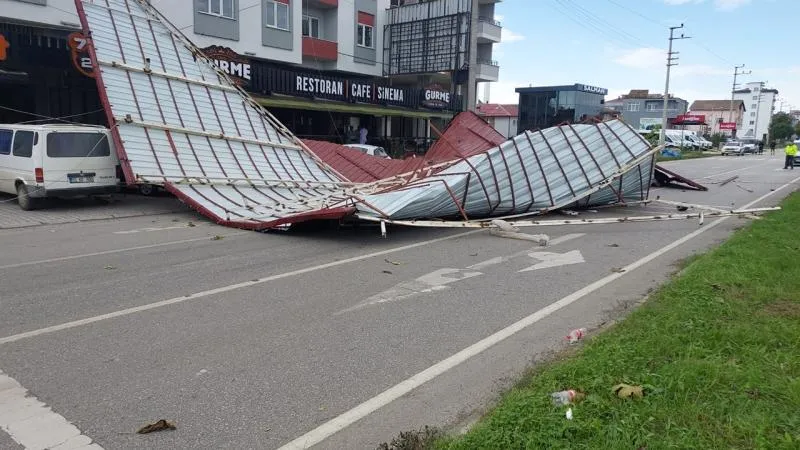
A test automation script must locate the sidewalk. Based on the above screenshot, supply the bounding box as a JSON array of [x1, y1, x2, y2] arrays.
[[0, 194, 187, 229]]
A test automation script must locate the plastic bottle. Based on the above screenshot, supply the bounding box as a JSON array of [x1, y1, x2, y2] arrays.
[[550, 389, 577, 406], [566, 327, 587, 344]]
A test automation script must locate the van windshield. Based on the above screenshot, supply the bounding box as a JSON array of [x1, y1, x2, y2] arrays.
[[47, 132, 111, 158]]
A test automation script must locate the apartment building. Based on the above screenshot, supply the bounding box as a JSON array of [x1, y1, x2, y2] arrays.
[[604, 89, 688, 130], [733, 81, 778, 141], [686, 100, 746, 137], [1, 0, 500, 150]]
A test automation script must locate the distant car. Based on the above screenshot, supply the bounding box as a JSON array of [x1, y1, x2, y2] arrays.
[[343, 144, 391, 159], [721, 141, 745, 156], [739, 139, 759, 154]]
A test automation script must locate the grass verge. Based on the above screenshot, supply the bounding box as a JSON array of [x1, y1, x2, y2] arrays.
[[435, 193, 800, 450], [657, 151, 718, 162]]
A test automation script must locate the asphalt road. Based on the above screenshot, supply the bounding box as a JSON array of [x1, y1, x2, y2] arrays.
[[0, 154, 796, 450]]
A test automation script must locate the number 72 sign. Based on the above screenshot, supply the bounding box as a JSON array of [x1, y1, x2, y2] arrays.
[[68, 32, 96, 78]]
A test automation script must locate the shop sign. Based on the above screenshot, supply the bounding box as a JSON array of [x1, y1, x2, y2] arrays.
[[0, 34, 9, 62], [579, 84, 608, 95], [675, 114, 705, 125], [201, 46, 251, 85], [350, 81, 372, 102], [295, 75, 344, 97], [720, 122, 736, 130], [68, 32, 95, 78], [376, 85, 405, 103], [421, 84, 451, 109]]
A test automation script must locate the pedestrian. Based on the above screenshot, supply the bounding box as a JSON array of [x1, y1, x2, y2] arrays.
[[758, 141, 764, 155], [770, 140, 776, 155], [359, 125, 368, 145], [783, 141, 798, 169]]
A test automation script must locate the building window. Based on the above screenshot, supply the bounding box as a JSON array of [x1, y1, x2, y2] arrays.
[[625, 102, 640, 112], [302, 15, 320, 38], [749, 120, 755, 125], [266, 0, 289, 30], [357, 12, 374, 48], [752, 95, 758, 100], [645, 103, 661, 112], [751, 103, 757, 109], [199, 0, 235, 19], [751, 112, 756, 116]]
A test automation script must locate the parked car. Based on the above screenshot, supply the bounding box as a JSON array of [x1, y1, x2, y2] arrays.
[[0, 124, 120, 210], [721, 141, 745, 156], [343, 144, 391, 159], [739, 139, 760, 154]]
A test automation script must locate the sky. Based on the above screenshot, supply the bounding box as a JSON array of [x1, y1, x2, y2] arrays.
[[485, 0, 800, 112]]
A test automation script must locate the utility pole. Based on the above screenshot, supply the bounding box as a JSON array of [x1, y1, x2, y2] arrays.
[[659, 24, 690, 145], [753, 81, 765, 141], [729, 64, 750, 138]]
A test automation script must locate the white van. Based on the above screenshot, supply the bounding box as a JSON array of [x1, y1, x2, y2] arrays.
[[0, 124, 120, 210]]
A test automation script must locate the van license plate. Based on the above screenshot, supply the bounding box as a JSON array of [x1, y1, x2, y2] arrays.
[[69, 176, 94, 183]]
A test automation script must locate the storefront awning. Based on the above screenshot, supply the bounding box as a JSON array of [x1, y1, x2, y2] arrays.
[[255, 95, 455, 119]]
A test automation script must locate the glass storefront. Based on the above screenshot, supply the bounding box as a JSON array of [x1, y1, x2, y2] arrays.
[[516, 84, 607, 133]]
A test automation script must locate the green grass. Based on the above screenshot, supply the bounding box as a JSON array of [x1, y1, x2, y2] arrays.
[[436, 193, 800, 450], [657, 151, 717, 162]]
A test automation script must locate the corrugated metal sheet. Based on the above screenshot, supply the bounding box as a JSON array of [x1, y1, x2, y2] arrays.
[[76, 0, 352, 229], [356, 120, 656, 220]]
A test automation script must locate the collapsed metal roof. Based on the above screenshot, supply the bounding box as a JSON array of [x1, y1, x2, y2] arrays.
[[356, 121, 655, 221], [77, 0, 657, 230]]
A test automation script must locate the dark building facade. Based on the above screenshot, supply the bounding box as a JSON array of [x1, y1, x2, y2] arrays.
[[515, 83, 608, 133]]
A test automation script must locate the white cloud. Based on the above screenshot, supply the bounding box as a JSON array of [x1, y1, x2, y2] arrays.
[[662, 0, 751, 9], [481, 80, 525, 104], [494, 14, 504, 22], [714, 0, 751, 10], [613, 47, 665, 70], [501, 29, 525, 43], [672, 64, 729, 77]]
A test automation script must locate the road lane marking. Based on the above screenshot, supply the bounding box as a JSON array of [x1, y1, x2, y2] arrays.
[[466, 233, 585, 270], [0, 230, 483, 346], [0, 370, 102, 449], [113, 224, 203, 234], [0, 232, 247, 271], [700, 160, 775, 180], [337, 233, 586, 315], [519, 250, 585, 272], [276, 176, 800, 450], [336, 268, 484, 315]]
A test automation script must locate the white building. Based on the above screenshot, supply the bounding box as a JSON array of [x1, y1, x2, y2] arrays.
[[475, 103, 517, 138], [733, 81, 778, 141]]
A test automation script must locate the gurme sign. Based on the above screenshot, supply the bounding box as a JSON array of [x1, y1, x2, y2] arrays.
[[421, 84, 451, 109], [201, 46, 251, 85]]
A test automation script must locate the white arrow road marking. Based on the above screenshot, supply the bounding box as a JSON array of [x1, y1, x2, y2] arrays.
[[0, 370, 102, 449], [337, 233, 586, 315], [519, 250, 585, 272], [336, 268, 483, 314]]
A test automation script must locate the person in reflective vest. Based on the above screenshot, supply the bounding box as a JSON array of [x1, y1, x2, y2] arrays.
[[784, 142, 798, 169]]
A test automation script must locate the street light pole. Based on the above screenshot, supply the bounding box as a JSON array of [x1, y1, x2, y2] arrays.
[[660, 25, 690, 145], [729, 64, 750, 138]]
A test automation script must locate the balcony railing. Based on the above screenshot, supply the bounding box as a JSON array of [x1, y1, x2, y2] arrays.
[[302, 36, 338, 61], [477, 59, 499, 67], [478, 16, 501, 26]]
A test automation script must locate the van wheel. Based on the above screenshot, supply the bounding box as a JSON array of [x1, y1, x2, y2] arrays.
[[138, 184, 155, 196], [16, 184, 36, 211]]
